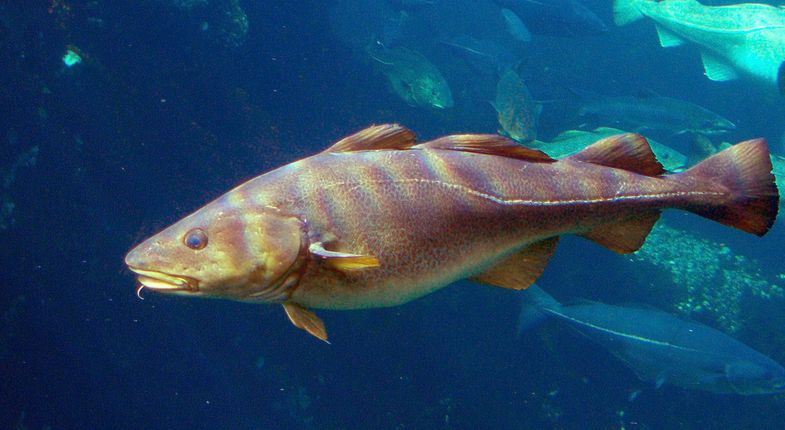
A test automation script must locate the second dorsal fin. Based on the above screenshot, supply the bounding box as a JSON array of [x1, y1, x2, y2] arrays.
[[568, 133, 665, 176], [324, 124, 417, 153], [418, 134, 555, 162]]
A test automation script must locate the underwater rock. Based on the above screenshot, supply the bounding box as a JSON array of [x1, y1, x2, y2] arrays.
[[630, 222, 784, 333]]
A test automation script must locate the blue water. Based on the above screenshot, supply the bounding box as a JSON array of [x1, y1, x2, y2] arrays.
[[2, 0, 785, 428]]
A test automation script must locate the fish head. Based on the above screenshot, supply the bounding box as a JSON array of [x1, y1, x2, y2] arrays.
[[725, 360, 785, 395], [125, 200, 305, 303], [698, 117, 737, 135], [414, 75, 453, 109]]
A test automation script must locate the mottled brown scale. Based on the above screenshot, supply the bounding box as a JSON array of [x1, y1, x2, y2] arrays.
[[125, 124, 778, 342]]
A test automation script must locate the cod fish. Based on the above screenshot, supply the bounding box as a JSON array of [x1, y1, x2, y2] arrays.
[[367, 42, 453, 109], [494, 68, 539, 143], [614, 0, 785, 95], [575, 91, 736, 136], [125, 124, 778, 342], [519, 285, 785, 395]]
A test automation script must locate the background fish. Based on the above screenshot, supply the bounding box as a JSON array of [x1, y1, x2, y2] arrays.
[[614, 0, 785, 95], [494, 68, 539, 143], [574, 91, 736, 136], [519, 285, 785, 395], [367, 42, 454, 109]]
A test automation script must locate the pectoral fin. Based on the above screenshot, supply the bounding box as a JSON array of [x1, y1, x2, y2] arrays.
[[700, 52, 738, 81], [472, 237, 559, 290], [309, 242, 380, 271], [283, 302, 330, 343]]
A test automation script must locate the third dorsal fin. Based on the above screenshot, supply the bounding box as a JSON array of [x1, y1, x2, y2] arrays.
[[418, 134, 555, 162], [568, 133, 665, 176], [325, 124, 417, 153]]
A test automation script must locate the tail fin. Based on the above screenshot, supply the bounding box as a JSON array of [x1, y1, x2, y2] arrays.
[[675, 139, 779, 236], [613, 0, 645, 26], [517, 285, 561, 336]]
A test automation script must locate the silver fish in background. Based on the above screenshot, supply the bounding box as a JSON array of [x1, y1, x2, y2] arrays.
[[367, 42, 454, 109], [614, 0, 785, 96], [575, 91, 736, 136], [519, 285, 785, 395]]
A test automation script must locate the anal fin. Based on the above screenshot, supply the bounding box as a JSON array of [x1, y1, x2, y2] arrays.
[[472, 237, 559, 290], [700, 51, 738, 81], [580, 212, 660, 254], [283, 302, 330, 343]]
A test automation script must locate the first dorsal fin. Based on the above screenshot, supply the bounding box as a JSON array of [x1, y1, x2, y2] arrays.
[[568, 133, 665, 176], [325, 124, 417, 153], [418, 134, 555, 162]]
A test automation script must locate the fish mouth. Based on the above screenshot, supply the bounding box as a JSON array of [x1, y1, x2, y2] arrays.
[[128, 267, 199, 294]]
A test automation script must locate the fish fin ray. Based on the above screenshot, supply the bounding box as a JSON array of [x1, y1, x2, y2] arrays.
[[283, 302, 330, 343], [418, 134, 555, 162], [700, 52, 738, 81], [655, 25, 685, 48], [675, 138, 778, 236], [324, 124, 417, 153], [309, 242, 381, 271], [568, 133, 666, 176], [472, 237, 559, 290], [580, 212, 660, 254]]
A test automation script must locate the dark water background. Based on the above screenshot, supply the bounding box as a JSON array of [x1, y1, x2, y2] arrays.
[[2, 1, 785, 428]]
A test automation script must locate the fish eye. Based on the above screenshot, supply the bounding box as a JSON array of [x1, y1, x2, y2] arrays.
[[184, 228, 208, 250]]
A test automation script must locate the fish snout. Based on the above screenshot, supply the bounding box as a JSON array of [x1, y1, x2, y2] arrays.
[[125, 242, 200, 294]]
